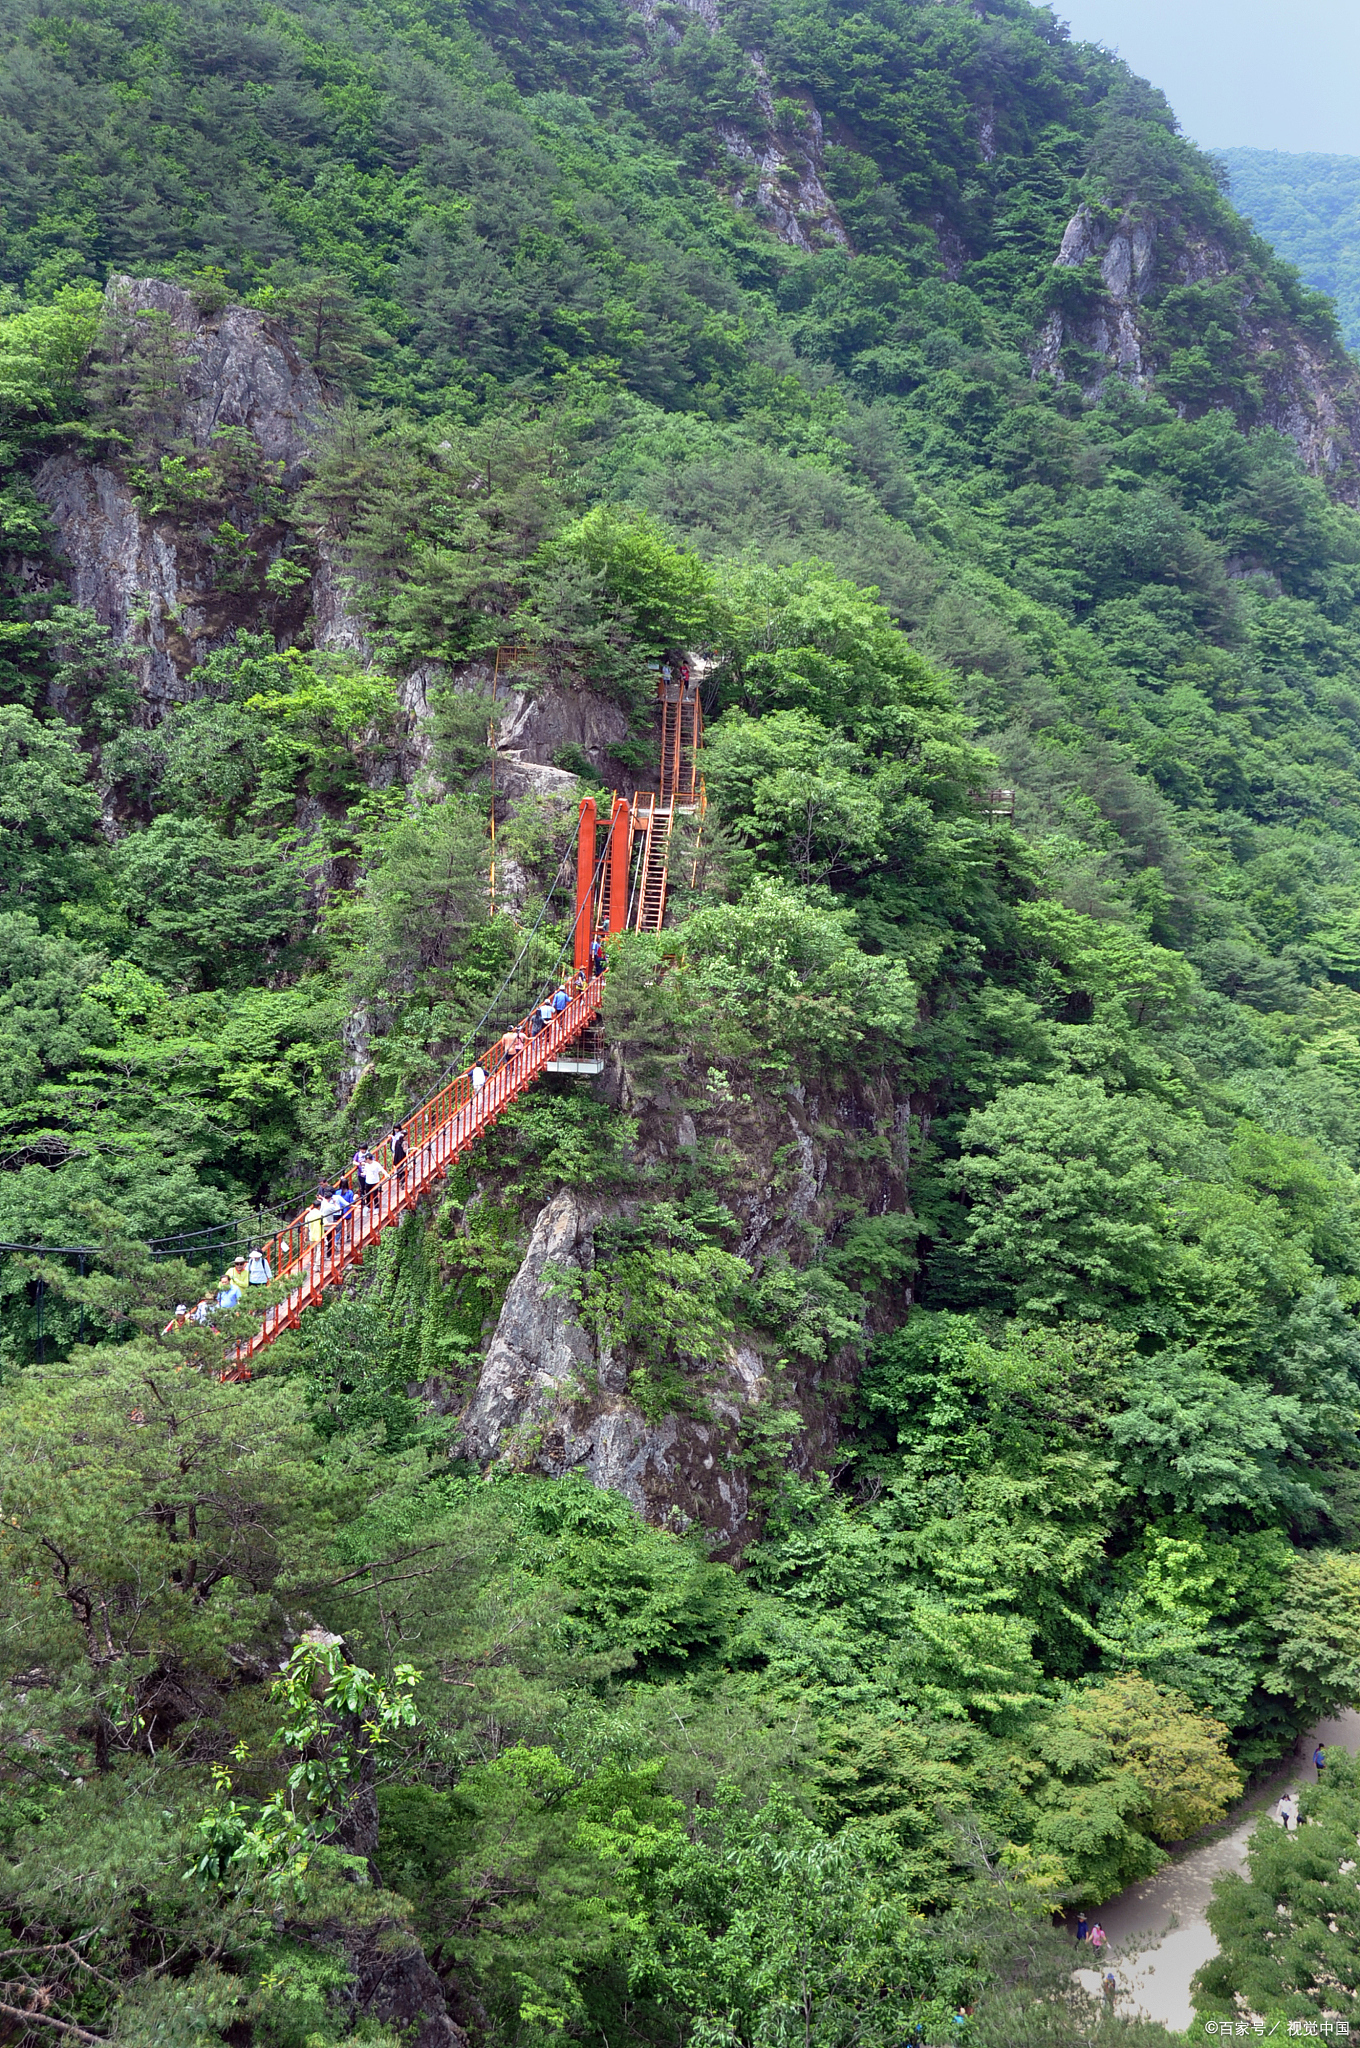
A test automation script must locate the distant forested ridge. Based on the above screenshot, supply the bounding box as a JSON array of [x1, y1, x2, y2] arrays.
[[4, 0, 1360, 2042], [1222, 146, 1360, 354]]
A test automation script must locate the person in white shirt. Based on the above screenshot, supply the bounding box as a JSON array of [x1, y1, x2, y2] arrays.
[[360, 1149, 385, 1212]]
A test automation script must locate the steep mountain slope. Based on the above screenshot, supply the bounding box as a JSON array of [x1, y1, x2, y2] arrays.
[[5, 0, 1360, 2041], [1222, 147, 1360, 355]]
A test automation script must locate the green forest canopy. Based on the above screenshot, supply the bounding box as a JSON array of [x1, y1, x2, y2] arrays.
[[1222, 147, 1360, 354], [4, 0, 1360, 2040]]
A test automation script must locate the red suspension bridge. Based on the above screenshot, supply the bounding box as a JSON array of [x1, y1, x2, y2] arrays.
[[178, 673, 706, 1373]]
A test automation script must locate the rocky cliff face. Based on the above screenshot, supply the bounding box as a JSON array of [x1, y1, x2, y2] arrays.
[[458, 1188, 768, 1555], [35, 277, 335, 713], [1035, 202, 1360, 500], [718, 63, 849, 255], [631, 0, 846, 253], [457, 1069, 910, 1556], [30, 277, 638, 798]]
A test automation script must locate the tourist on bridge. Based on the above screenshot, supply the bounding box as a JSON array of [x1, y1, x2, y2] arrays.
[[305, 1195, 324, 1248], [471, 1062, 487, 1098], [591, 937, 606, 976], [320, 1184, 343, 1254], [217, 1255, 247, 1307], [552, 983, 569, 1014], [390, 1124, 408, 1191], [360, 1148, 385, 1208], [247, 1245, 271, 1285], [336, 1181, 356, 1240]]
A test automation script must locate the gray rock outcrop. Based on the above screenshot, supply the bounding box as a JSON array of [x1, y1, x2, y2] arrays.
[[460, 1190, 604, 1463], [1032, 203, 1154, 388], [336, 1914, 468, 2048], [103, 275, 324, 480], [459, 1189, 769, 1555], [1035, 202, 1360, 499], [719, 59, 847, 254], [34, 276, 333, 711]]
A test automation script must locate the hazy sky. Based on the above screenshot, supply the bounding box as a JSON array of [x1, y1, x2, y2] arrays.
[[1054, 0, 1360, 155]]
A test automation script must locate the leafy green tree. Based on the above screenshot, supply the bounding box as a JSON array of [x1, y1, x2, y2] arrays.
[[37, 603, 139, 739], [1030, 1673, 1239, 1895], [256, 267, 393, 383], [115, 815, 306, 990], [0, 284, 102, 427], [604, 880, 917, 1087], [605, 1780, 966, 2048], [1109, 1355, 1316, 1519], [544, 503, 717, 654], [1268, 1551, 1360, 1720], [0, 704, 105, 925], [0, 1334, 338, 1769], [705, 708, 912, 886], [947, 1076, 1189, 1320]]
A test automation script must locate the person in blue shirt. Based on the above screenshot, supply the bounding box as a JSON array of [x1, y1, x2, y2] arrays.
[[552, 984, 569, 1014]]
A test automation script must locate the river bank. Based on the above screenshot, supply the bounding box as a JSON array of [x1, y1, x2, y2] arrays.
[[1069, 1710, 1360, 2033]]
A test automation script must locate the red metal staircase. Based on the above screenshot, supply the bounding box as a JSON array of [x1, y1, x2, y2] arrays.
[[631, 795, 676, 934]]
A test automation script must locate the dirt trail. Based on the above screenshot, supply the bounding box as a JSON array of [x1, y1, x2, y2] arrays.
[[1071, 1710, 1360, 2032]]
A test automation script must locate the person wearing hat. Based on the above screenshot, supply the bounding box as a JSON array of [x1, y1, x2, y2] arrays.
[[217, 1256, 247, 1308]]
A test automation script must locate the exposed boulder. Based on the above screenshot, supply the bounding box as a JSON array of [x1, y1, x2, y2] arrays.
[[458, 1185, 768, 1555], [460, 1189, 604, 1466], [719, 61, 848, 254], [102, 275, 325, 480]]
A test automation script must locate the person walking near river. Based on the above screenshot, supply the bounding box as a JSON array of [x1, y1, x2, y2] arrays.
[[1089, 1924, 1107, 1959], [1315, 1742, 1328, 1780], [1075, 1911, 1088, 1944]]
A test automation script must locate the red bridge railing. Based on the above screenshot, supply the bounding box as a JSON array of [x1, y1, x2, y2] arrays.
[[174, 977, 604, 1376]]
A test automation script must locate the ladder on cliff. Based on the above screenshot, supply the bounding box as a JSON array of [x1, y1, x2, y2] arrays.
[[628, 793, 676, 934], [658, 672, 702, 806]]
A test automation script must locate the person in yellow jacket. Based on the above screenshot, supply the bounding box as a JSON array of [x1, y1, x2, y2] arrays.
[[216, 1255, 247, 1307]]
